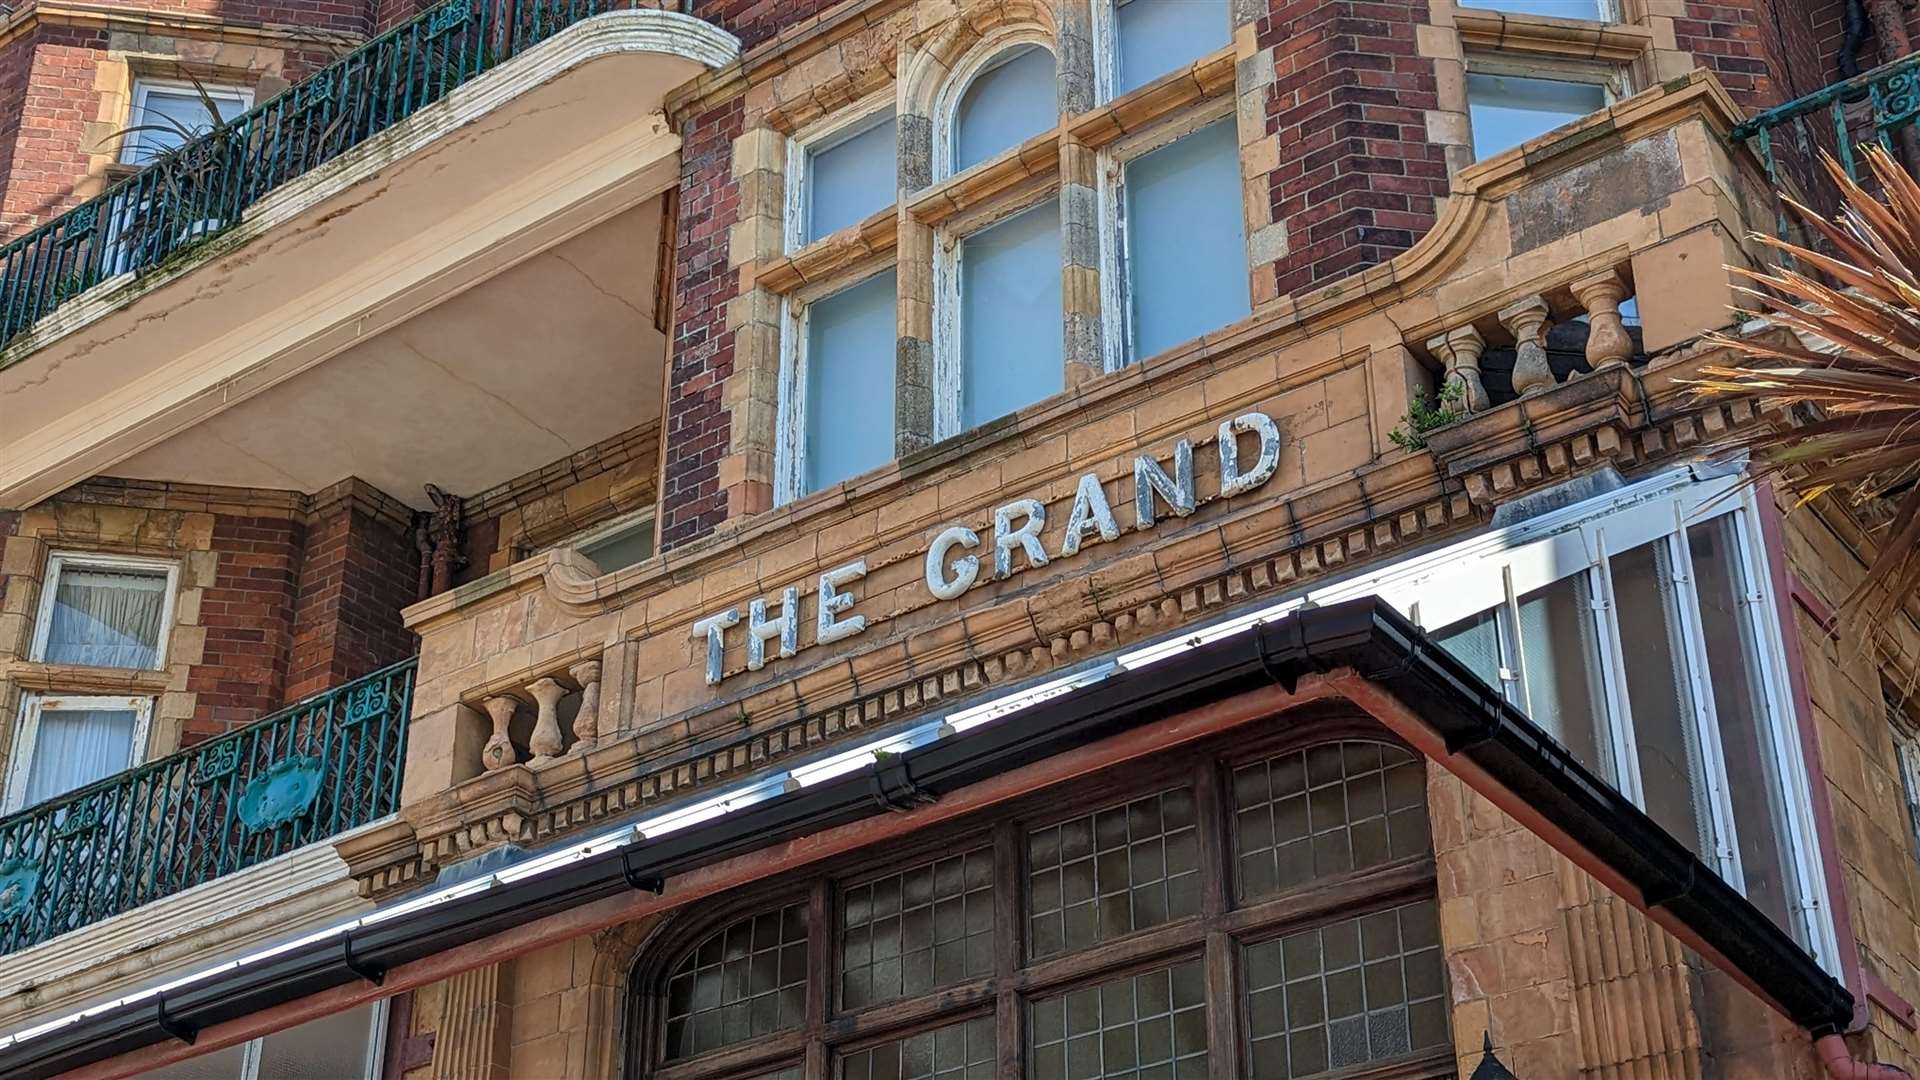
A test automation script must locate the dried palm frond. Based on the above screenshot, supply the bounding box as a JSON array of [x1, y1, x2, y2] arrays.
[[1696, 145, 1920, 630]]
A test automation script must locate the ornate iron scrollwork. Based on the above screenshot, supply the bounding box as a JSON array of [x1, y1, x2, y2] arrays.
[[193, 739, 245, 786], [427, 0, 471, 35], [51, 796, 106, 839], [343, 681, 389, 727]]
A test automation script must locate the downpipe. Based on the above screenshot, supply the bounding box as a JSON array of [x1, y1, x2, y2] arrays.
[[1816, 1034, 1913, 1080]]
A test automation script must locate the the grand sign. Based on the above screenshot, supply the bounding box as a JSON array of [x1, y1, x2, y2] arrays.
[[692, 413, 1282, 685]]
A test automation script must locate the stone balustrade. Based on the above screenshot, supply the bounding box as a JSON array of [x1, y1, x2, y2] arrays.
[[478, 655, 605, 774], [1422, 266, 1640, 418]]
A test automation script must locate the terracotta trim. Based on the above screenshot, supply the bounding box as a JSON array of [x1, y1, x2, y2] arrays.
[[0, 2, 367, 51], [1791, 573, 1843, 642], [1757, 479, 1868, 1032]]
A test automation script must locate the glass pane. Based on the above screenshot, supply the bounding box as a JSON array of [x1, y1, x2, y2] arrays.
[[1232, 741, 1430, 900], [580, 519, 655, 573], [1027, 786, 1199, 958], [961, 201, 1062, 430], [1515, 572, 1611, 779], [953, 45, 1056, 173], [1464, 0, 1605, 16], [1115, 0, 1231, 94], [840, 1016, 994, 1080], [1466, 73, 1607, 160], [662, 903, 809, 1061], [125, 87, 248, 163], [1434, 609, 1504, 696], [257, 1003, 379, 1079], [139, 1041, 249, 1079], [1028, 959, 1207, 1079], [22, 707, 138, 808], [1125, 119, 1249, 360], [44, 565, 169, 668], [806, 269, 898, 492], [1243, 901, 1447, 1078], [808, 111, 898, 243], [1688, 515, 1802, 942], [840, 847, 993, 1010], [1610, 540, 1711, 856], [751, 1070, 805, 1080]]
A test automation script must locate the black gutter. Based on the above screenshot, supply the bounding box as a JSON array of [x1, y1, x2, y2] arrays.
[[0, 597, 1852, 1078]]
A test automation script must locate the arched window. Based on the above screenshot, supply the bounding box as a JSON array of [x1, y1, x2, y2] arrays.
[[950, 44, 1056, 174], [630, 729, 1447, 1079]]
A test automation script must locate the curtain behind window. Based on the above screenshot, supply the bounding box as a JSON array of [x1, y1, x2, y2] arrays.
[[45, 567, 168, 669], [21, 707, 138, 808]]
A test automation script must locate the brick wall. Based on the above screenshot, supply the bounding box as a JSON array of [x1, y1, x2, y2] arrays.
[[1259, 0, 1447, 299], [0, 26, 104, 240], [286, 503, 418, 703], [659, 96, 743, 550], [182, 513, 303, 743], [690, 0, 844, 51], [1674, 0, 1829, 110]]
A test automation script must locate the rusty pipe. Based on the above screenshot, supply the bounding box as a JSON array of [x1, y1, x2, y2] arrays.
[[1816, 1034, 1913, 1080]]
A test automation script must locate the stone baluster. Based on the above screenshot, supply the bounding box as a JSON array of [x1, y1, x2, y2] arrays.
[[1499, 295, 1555, 396], [527, 677, 567, 765], [568, 659, 601, 754], [1571, 270, 1634, 372], [480, 696, 518, 773], [1426, 325, 1490, 414]]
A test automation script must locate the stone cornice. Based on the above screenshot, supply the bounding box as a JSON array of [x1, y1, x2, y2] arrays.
[[0, 2, 367, 51], [50, 475, 414, 532], [1454, 8, 1655, 65]]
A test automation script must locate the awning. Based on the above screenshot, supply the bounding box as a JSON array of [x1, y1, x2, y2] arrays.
[[0, 597, 1851, 1077]]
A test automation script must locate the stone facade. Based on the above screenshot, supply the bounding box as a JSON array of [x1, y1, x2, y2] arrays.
[[4, 0, 1920, 1078]]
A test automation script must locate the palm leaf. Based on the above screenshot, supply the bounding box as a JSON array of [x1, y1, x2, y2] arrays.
[[1692, 144, 1920, 629]]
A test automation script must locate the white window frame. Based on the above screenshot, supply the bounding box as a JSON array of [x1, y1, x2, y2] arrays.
[[1459, 0, 1623, 23], [121, 78, 254, 165], [933, 32, 1057, 181], [1462, 57, 1628, 163], [1894, 716, 1920, 864], [1089, 0, 1236, 105], [29, 551, 180, 671], [774, 262, 899, 506], [3, 693, 154, 813], [1093, 98, 1239, 373], [930, 193, 1061, 444], [784, 89, 898, 254], [1303, 466, 1842, 972]]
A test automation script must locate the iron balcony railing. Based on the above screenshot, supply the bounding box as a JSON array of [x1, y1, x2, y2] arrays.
[[0, 0, 663, 352], [0, 658, 414, 955], [1730, 50, 1920, 240]]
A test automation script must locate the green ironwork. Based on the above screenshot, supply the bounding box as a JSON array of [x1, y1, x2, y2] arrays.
[[0, 658, 414, 954], [0, 0, 664, 351], [1730, 51, 1920, 240]]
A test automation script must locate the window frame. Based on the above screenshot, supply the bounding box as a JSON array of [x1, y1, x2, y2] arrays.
[[930, 190, 1064, 441], [1461, 56, 1627, 163], [932, 34, 1058, 182], [29, 551, 179, 671], [1459, 0, 1623, 22], [775, 261, 901, 505], [152, 998, 389, 1080], [1301, 467, 1841, 972], [629, 715, 1448, 1080], [573, 507, 659, 572], [121, 77, 254, 165], [1094, 97, 1240, 372], [2, 692, 153, 813], [784, 89, 899, 254], [1088, 0, 1236, 105]]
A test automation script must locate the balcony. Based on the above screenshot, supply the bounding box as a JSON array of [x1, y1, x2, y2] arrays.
[[0, 1, 736, 512], [0, 659, 413, 955], [1729, 50, 1920, 239]]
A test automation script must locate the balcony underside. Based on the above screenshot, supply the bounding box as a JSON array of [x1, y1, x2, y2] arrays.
[[0, 10, 731, 510]]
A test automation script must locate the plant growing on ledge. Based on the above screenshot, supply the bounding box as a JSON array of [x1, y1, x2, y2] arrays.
[[1692, 145, 1920, 628], [1389, 379, 1467, 451]]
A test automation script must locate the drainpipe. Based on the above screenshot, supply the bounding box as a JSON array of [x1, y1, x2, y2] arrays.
[[1815, 1034, 1913, 1080]]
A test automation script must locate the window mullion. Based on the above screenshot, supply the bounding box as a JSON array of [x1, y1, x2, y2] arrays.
[[1663, 517, 1743, 882], [806, 878, 832, 1080], [992, 819, 1024, 1080], [1586, 532, 1643, 802], [239, 1036, 264, 1080], [932, 230, 962, 441], [1097, 149, 1128, 373]]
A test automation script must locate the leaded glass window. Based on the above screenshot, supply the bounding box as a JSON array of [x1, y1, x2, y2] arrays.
[[637, 728, 1445, 1080]]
